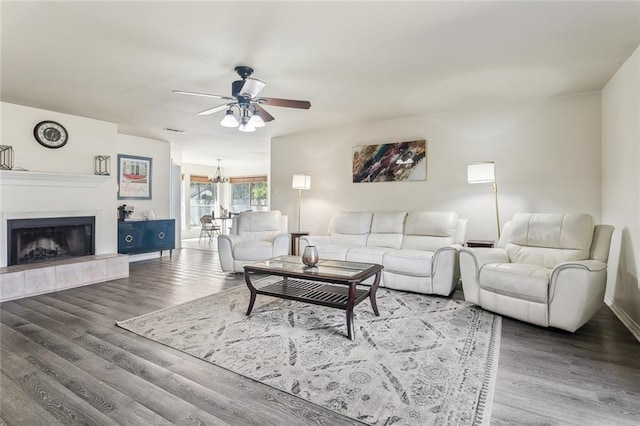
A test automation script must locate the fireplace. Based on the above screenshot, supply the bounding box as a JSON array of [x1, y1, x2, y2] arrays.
[[7, 216, 95, 266]]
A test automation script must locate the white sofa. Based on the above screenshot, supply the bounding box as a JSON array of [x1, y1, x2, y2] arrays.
[[299, 211, 468, 296], [459, 213, 614, 332], [218, 210, 289, 273]]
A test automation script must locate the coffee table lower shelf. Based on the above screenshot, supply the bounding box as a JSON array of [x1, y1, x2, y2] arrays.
[[258, 278, 371, 310], [244, 258, 383, 340]]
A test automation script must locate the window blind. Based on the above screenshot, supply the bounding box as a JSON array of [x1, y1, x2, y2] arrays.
[[229, 175, 267, 184], [190, 174, 210, 183]]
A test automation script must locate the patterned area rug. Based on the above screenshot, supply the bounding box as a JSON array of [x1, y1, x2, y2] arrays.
[[117, 278, 501, 425]]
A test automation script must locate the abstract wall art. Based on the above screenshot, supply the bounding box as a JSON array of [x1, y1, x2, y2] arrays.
[[352, 139, 426, 183]]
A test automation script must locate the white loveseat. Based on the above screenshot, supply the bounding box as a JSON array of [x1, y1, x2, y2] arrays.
[[299, 211, 468, 296], [218, 210, 289, 273], [459, 213, 614, 332]]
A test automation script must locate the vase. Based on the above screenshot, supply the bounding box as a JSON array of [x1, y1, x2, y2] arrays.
[[302, 245, 319, 267]]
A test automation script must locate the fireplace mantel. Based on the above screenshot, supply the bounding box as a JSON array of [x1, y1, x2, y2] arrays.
[[0, 170, 112, 188], [1, 169, 118, 269]]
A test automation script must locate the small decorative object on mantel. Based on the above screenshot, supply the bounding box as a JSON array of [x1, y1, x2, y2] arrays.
[[0, 145, 14, 170], [302, 245, 319, 267], [94, 155, 111, 175]]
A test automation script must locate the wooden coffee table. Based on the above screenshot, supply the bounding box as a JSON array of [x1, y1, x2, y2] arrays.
[[243, 256, 383, 340]]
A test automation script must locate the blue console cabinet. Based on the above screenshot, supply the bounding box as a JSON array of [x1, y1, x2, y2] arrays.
[[118, 219, 175, 258]]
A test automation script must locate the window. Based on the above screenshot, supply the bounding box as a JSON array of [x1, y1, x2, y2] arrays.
[[230, 176, 268, 212], [189, 175, 217, 226]]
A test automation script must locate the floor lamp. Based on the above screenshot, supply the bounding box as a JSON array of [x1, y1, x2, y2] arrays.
[[292, 174, 311, 232], [467, 161, 501, 239]]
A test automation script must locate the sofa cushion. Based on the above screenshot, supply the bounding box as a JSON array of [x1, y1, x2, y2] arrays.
[[345, 246, 388, 265], [367, 211, 407, 249], [401, 211, 457, 251], [479, 263, 551, 303], [233, 240, 274, 261], [382, 248, 434, 277], [316, 245, 350, 261], [505, 213, 594, 268], [329, 211, 373, 247], [330, 211, 373, 234], [237, 211, 282, 242]]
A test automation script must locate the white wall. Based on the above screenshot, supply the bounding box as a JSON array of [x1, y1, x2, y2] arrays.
[[602, 45, 640, 339], [271, 92, 602, 239]]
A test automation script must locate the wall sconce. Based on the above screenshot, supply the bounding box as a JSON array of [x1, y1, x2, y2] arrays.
[[292, 174, 311, 232], [467, 161, 501, 239], [0, 145, 14, 170], [94, 155, 111, 175]]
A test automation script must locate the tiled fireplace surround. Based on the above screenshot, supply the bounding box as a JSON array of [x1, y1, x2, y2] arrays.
[[0, 254, 129, 302], [0, 170, 129, 302]]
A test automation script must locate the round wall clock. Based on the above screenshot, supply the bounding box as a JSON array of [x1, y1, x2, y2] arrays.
[[33, 120, 69, 149]]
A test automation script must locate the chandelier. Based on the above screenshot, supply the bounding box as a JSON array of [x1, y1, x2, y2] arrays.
[[212, 159, 229, 183], [220, 102, 265, 133]]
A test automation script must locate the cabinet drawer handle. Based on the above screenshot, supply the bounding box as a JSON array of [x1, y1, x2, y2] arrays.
[[158, 232, 165, 239], [125, 234, 134, 243]]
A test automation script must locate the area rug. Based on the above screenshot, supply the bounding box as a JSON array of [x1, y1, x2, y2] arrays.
[[116, 278, 501, 425]]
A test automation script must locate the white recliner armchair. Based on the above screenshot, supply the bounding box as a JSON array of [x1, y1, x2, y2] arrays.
[[218, 210, 289, 273], [460, 213, 614, 332]]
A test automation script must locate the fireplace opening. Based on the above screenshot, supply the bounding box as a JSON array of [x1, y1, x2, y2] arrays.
[[7, 216, 95, 266]]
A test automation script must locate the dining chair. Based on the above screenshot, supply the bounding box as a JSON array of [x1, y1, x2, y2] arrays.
[[199, 215, 220, 241]]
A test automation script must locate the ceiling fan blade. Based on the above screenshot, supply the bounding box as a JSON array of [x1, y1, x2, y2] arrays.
[[255, 104, 275, 122], [196, 103, 233, 116], [260, 97, 311, 109], [240, 78, 266, 98], [172, 90, 235, 101]]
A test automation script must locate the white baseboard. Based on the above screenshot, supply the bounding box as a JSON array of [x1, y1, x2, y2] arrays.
[[605, 297, 640, 342]]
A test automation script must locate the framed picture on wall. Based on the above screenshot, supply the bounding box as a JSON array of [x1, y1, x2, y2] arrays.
[[117, 154, 152, 200], [352, 139, 427, 183]]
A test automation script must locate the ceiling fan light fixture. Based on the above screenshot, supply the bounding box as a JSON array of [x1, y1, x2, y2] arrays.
[[175, 66, 311, 132], [220, 109, 239, 127], [238, 123, 256, 132], [247, 110, 265, 128]]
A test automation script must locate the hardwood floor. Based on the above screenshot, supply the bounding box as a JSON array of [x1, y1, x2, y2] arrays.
[[1, 247, 639, 425]]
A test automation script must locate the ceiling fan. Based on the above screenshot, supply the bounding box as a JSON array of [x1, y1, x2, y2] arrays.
[[173, 66, 311, 132]]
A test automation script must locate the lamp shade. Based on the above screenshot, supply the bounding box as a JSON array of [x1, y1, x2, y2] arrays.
[[247, 110, 265, 128], [467, 162, 495, 183], [220, 110, 239, 127], [292, 174, 311, 190]]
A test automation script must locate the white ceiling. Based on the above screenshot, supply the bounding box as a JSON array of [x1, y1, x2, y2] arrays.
[[2, 1, 639, 168]]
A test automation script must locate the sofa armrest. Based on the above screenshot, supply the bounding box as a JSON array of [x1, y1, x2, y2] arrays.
[[459, 247, 510, 305], [217, 234, 242, 272], [299, 235, 332, 253], [430, 246, 461, 296], [273, 233, 291, 256], [548, 260, 608, 332], [454, 219, 469, 245]]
